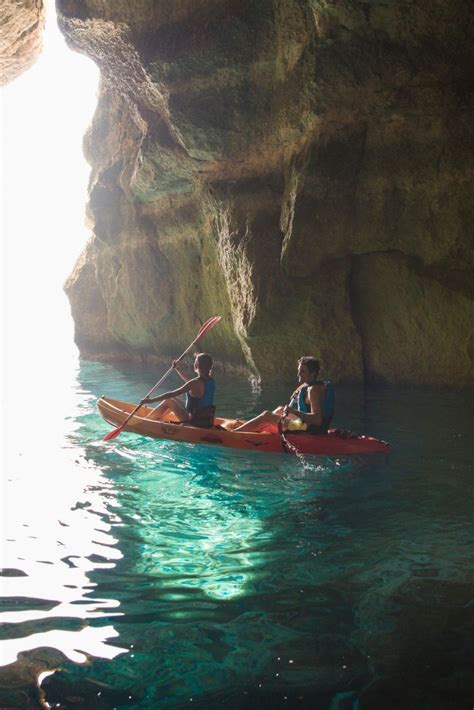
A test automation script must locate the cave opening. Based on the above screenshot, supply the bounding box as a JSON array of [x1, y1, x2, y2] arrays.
[[1, 0, 99, 393]]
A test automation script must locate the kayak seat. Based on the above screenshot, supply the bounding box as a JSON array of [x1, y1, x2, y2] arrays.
[[188, 405, 216, 429], [288, 426, 329, 436], [331, 428, 358, 439]]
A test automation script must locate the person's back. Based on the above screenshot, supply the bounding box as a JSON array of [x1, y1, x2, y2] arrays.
[[320, 380, 334, 430], [186, 376, 215, 413], [185, 357, 216, 427]]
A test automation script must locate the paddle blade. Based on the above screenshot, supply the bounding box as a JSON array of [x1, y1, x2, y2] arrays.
[[196, 316, 221, 342], [175, 316, 222, 364], [103, 425, 124, 442]]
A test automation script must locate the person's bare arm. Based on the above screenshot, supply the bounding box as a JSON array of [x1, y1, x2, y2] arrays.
[[172, 360, 189, 382], [141, 379, 193, 404]]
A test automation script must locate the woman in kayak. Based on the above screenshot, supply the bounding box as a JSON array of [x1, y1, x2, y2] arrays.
[[141, 352, 215, 427], [234, 356, 334, 434]]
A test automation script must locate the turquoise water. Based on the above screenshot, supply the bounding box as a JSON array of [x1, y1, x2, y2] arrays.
[[1, 359, 473, 709]]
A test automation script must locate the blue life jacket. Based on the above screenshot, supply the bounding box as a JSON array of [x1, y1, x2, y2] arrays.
[[294, 381, 334, 429], [185, 377, 215, 414]]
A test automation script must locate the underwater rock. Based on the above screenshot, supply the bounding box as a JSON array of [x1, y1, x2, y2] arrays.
[[0, 647, 69, 709], [42, 672, 141, 709]]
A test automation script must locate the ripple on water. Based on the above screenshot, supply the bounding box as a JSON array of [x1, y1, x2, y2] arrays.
[[1, 363, 473, 708]]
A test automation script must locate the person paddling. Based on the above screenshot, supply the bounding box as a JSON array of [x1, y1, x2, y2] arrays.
[[234, 356, 334, 434], [141, 352, 215, 427]]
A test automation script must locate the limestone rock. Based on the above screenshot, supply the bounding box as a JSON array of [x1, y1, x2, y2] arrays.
[[57, 0, 473, 384], [64, 237, 118, 358], [0, 0, 45, 86], [351, 253, 474, 385]]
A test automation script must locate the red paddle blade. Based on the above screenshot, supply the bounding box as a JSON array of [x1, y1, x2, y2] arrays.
[[103, 425, 124, 441], [196, 316, 221, 341], [178, 316, 221, 361]]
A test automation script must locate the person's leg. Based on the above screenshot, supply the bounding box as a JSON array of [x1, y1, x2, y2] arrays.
[[148, 397, 190, 422], [148, 400, 171, 420], [233, 410, 283, 433], [272, 406, 285, 416]]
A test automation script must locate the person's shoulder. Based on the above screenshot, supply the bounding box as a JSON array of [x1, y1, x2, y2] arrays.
[[308, 381, 326, 395]]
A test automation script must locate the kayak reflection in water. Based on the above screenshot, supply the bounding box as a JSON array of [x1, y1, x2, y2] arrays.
[[141, 352, 216, 428], [234, 356, 334, 434]]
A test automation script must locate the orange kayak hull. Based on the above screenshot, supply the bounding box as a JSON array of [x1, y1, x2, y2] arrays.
[[97, 397, 390, 456]]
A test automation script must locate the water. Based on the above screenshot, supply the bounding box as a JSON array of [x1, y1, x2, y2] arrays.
[[1, 358, 473, 709]]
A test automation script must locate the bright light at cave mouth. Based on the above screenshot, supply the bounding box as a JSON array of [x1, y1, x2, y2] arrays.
[[1, 0, 100, 387]]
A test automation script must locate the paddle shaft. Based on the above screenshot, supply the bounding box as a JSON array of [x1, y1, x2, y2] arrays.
[[278, 416, 297, 454], [103, 317, 220, 441]]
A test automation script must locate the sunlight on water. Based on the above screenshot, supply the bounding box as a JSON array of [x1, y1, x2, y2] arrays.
[[136, 486, 261, 601], [1, 626, 126, 666], [0, 0, 118, 671]]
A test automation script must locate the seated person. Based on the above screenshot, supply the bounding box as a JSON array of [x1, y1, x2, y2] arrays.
[[141, 352, 215, 427], [234, 356, 334, 434]]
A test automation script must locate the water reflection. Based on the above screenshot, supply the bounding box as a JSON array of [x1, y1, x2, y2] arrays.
[[1, 626, 125, 666], [1, 359, 129, 668]]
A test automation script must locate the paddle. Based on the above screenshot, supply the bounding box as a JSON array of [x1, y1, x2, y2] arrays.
[[103, 316, 221, 441], [278, 390, 307, 455], [278, 415, 298, 454]]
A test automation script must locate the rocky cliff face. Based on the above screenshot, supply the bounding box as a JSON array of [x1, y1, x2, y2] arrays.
[[58, 0, 473, 384], [0, 0, 44, 86]]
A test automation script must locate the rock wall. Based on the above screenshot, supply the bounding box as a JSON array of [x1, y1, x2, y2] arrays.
[[59, 0, 473, 385], [0, 0, 44, 86]]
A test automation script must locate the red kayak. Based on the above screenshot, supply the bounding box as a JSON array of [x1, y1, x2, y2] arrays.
[[98, 397, 389, 456]]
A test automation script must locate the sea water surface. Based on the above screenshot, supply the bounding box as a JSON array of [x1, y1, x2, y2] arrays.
[[1, 356, 473, 709]]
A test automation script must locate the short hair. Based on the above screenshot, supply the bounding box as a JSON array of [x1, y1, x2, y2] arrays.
[[195, 352, 213, 373], [298, 356, 320, 377]]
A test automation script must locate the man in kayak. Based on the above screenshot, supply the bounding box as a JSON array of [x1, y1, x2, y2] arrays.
[[140, 352, 215, 427], [234, 356, 334, 434]]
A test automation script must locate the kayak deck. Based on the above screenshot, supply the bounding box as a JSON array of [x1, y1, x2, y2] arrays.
[[97, 397, 389, 456]]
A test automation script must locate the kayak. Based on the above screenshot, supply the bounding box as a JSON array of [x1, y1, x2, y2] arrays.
[[98, 397, 389, 456]]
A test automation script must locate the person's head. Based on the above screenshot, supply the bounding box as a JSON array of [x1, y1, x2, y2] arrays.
[[297, 356, 320, 383], [194, 352, 213, 376]]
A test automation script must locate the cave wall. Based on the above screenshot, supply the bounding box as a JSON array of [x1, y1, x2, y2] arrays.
[[0, 0, 44, 86], [58, 0, 473, 384]]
